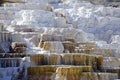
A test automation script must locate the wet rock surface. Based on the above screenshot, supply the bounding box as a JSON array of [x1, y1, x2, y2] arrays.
[[0, 0, 120, 80]]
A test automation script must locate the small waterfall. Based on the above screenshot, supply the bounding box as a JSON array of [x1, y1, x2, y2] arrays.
[[27, 66, 56, 80], [0, 32, 12, 53], [0, 0, 120, 80], [0, 58, 22, 68], [0, 32, 11, 42], [29, 53, 104, 71], [49, 54, 61, 65]]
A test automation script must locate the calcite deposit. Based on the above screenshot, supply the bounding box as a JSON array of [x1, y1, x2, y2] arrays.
[[0, 0, 120, 80]]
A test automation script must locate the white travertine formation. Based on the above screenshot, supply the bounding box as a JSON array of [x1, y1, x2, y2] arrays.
[[103, 57, 120, 68], [54, 0, 120, 42], [0, 0, 120, 80], [11, 32, 23, 42], [3, 3, 53, 11], [11, 10, 71, 28], [3, 0, 25, 3]]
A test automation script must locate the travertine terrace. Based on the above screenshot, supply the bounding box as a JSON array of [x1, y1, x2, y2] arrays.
[[0, 0, 120, 80]]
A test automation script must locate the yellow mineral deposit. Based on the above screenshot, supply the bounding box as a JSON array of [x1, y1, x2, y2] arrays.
[[28, 66, 56, 76], [56, 66, 82, 80], [49, 54, 61, 65], [11, 42, 27, 53], [42, 41, 51, 51], [30, 54, 44, 65], [86, 55, 93, 66], [87, 49, 92, 54], [81, 72, 93, 80], [40, 41, 64, 53], [11, 42, 27, 48], [97, 55, 104, 71], [80, 54, 87, 65], [73, 53, 82, 65], [72, 53, 87, 65], [61, 53, 100, 67], [62, 41, 75, 53], [28, 66, 57, 80], [39, 41, 44, 48], [46, 5, 53, 11], [82, 66, 92, 72], [61, 54, 73, 65], [55, 66, 93, 80]]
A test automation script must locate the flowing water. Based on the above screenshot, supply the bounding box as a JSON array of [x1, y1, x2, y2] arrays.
[[0, 0, 120, 80]]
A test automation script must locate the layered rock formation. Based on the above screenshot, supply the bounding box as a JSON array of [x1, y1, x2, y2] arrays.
[[0, 0, 120, 80]]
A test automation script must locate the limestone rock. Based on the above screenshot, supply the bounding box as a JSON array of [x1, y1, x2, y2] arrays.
[[40, 34, 65, 41], [39, 41, 64, 53], [49, 54, 61, 65], [55, 66, 92, 80], [11, 42, 27, 53], [3, 3, 53, 11], [103, 57, 120, 69], [62, 41, 75, 53], [0, 32, 12, 42], [11, 33, 23, 42], [0, 11, 14, 20], [3, 0, 25, 3], [27, 66, 56, 80], [30, 54, 45, 65], [81, 73, 118, 80]]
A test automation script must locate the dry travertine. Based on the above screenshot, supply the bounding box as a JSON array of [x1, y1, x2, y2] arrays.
[[103, 57, 120, 69], [2, 0, 25, 3], [0, 0, 120, 80], [3, 3, 53, 11]]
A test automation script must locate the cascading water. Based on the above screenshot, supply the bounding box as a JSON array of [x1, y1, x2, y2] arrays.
[[0, 58, 21, 68], [0, 0, 120, 80]]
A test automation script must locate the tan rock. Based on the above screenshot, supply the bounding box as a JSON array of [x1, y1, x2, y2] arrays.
[[40, 41, 64, 53], [30, 54, 44, 65], [13, 47, 26, 53], [56, 66, 83, 75], [11, 42, 27, 48], [11, 42, 27, 53], [62, 41, 75, 53], [49, 54, 61, 65], [28, 66, 57, 75]]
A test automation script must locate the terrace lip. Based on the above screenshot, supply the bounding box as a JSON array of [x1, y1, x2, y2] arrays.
[[0, 0, 120, 80]]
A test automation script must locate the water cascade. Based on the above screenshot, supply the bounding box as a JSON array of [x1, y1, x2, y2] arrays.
[[0, 0, 120, 80], [0, 58, 22, 68]]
